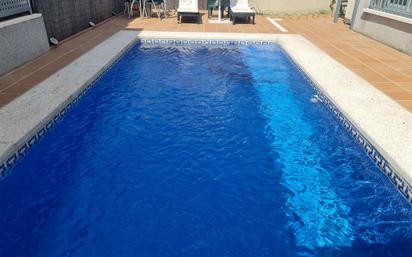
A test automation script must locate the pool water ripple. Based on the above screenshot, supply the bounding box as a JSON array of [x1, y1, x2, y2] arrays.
[[0, 44, 411, 257]]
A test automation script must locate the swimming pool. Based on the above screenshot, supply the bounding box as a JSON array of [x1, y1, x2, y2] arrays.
[[0, 41, 411, 256]]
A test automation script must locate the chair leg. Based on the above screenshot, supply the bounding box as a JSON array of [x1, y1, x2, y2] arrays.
[[162, 3, 167, 18], [141, 1, 145, 17], [143, 1, 149, 17], [123, 3, 128, 15], [149, 0, 160, 20], [221, 6, 228, 18], [129, 0, 135, 18]]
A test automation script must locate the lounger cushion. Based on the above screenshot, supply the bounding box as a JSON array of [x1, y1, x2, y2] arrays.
[[178, 0, 199, 13], [230, 7, 254, 13], [230, 0, 255, 13]]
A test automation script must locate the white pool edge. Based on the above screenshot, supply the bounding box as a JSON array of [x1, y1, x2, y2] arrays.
[[0, 30, 411, 203]]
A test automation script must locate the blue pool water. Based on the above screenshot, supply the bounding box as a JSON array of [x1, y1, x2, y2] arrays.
[[0, 43, 411, 257]]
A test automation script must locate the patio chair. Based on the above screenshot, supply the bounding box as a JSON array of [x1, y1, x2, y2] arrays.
[[129, 0, 144, 18], [177, 0, 199, 23], [124, 0, 132, 15], [147, 0, 168, 20], [229, 0, 255, 25], [207, 0, 230, 18], [129, 0, 167, 19]]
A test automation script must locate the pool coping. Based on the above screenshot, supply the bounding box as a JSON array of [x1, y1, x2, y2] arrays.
[[0, 30, 411, 204]]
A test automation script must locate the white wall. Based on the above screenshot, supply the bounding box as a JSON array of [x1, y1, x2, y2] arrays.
[[352, 0, 412, 55], [0, 14, 49, 76], [250, 0, 332, 15]]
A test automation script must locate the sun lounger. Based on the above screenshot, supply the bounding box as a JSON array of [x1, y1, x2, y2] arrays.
[[177, 0, 199, 23], [229, 0, 255, 25]]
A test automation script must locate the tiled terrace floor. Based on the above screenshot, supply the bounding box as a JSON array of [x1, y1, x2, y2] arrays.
[[283, 17, 412, 111], [0, 12, 411, 111]]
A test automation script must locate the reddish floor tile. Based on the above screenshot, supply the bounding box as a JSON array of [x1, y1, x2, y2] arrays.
[[0, 93, 17, 108], [0, 83, 36, 95]]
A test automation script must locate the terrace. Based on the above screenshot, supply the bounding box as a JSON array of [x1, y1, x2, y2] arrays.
[[1, 12, 411, 111]]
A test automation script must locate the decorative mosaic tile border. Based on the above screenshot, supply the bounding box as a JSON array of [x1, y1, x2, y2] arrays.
[[0, 85, 93, 179], [283, 54, 412, 205], [139, 38, 277, 46], [0, 38, 410, 205], [312, 84, 411, 203], [0, 44, 130, 181]]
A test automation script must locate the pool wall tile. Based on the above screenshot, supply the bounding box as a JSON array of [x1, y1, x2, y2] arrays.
[[139, 39, 276, 47], [307, 73, 412, 204]]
